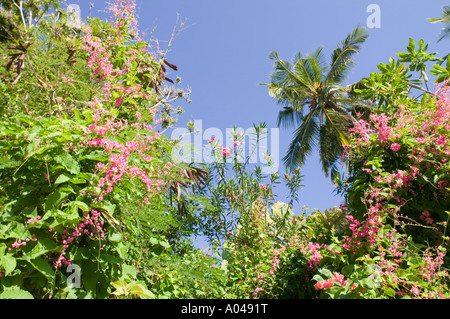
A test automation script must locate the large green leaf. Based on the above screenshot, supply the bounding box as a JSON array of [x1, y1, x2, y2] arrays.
[[0, 286, 34, 299], [56, 153, 80, 175], [25, 238, 58, 260], [27, 257, 55, 282], [0, 254, 16, 276], [54, 174, 72, 185], [79, 150, 108, 162], [44, 188, 73, 211]]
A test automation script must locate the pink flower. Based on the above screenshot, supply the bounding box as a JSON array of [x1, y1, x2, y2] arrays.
[[222, 147, 232, 157], [208, 136, 215, 143], [115, 95, 123, 107], [333, 272, 346, 286], [390, 143, 401, 152], [323, 278, 335, 289], [420, 211, 434, 224], [314, 281, 324, 290]]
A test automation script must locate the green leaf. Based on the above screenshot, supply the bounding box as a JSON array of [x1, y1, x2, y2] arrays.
[[312, 274, 324, 282], [91, 201, 116, 216], [65, 201, 90, 213], [433, 63, 448, 73], [112, 280, 128, 296], [54, 174, 72, 185], [382, 286, 396, 298], [116, 242, 129, 259], [25, 238, 58, 260], [359, 277, 375, 289], [1, 254, 17, 276], [44, 189, 72, 211], [129, 283, 155, 299], [318, 268, 334, 279], [56, 153, 80, 175], [79, 150, 108, 162], [27, 257, 55, 282], [108, 232, 123, 242], [0, 286, 34, 299], [407, 38, 415, 54], [159, 240, 170, 249], [0, 244, 6, 257], [120, 263, 137, 281], [0, 158, 21, 169], [341, 264, 354, 277]]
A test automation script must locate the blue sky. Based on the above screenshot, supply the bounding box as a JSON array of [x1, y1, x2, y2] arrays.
[[73, 0, 449, 215]]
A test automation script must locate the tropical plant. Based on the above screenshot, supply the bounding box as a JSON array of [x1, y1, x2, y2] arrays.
[[265, 26, 369, 180], [429, 5, 450, 42], [0, 0, 227, 299]]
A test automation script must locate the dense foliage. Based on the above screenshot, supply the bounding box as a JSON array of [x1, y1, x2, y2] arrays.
[[0, 0, 449, 299], [0, 0, 224, 299]]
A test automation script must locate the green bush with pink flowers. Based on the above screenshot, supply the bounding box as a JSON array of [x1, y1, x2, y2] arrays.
[[0, 0, 449, 299], [0, 0, 226, 299]]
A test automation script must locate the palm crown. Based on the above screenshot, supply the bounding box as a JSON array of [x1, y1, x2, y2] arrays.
[[267, 26, 369, 180]]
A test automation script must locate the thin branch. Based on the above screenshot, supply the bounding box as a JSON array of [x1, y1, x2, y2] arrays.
[[13, 0, 27, 32], [28, 8, 32, 29]]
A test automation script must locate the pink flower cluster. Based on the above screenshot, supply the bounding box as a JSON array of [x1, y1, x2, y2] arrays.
[[301, 242, 324, 271], [342, 213, 383, 252], [222, 147, 232, 157], [370, 113, 392, 144], [314, 272, 357, 291], [421, 248, 448, 285], [419, 210, 434, 225], [27, 215, 41, 224], [347, 83, 450, 241], [269, 248, 284, 276], [55, 229, 76, 268], [390, 143, 401, 152], [9, 237, 35, 250], [83, 118, 166, 201], [55, 210, 107, 268], [76, 209, 105, 239]]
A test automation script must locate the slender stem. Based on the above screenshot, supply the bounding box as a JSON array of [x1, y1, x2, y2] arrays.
[[401, 79, 434, 95], [45, 160, 51, 186], [28, 9, 32, 29], [13, 0, 28, 32]]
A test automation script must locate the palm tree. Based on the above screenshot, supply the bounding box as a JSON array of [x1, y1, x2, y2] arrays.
[[266, 26, 369, 180], [429, 5, 450, 42]]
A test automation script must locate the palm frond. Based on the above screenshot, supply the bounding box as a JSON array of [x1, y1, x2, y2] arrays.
[[268, 51, 315, 109], [291, 51, 313, 85], [277, 106, 303, 129], [318, 119, 345, 177], [267, 82, 308, 109], [322, 108, 351, 148], [326, 26, 369, 84], [291, 47, 328, 85], [304, 46, 328, 83], [283, 110, 320, 171], [429, 6, 450, 42], [270, 51, 314, 90]]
